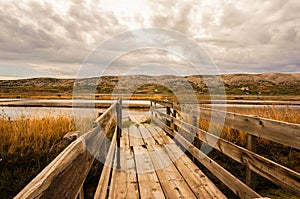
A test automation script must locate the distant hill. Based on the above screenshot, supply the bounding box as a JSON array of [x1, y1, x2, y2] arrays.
[[0, 73, 299, 95]]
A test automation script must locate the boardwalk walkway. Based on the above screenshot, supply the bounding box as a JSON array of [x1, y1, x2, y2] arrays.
[[107, 114, 226, 199], [15, 99, 300, 199]]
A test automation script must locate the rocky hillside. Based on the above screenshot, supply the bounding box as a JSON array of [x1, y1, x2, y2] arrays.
[[0, 73, 299, 95]]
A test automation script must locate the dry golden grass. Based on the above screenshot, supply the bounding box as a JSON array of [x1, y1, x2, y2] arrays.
[[0, 110, 99, 158], [227, 105, 300, 124], [0, 113, 76, 158], [0, 109, 108, 198], [0, 112, 79, 198]]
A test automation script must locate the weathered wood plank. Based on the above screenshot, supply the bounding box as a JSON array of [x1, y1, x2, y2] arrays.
[[152, 108, 300, 196], [134, 146, 166, 199], [94, 128, 117, 199], [15, 127, 101, 199], [166, 143, 227, 199], [198, 107, 300, 149], [109, 150, 140, 199], [139, 125, 157, 146], [148, 144, 197, 199], [146, 125, 167, 145], [153, 101, 300, 149], [150, 125, 227, 199], [154, 102, 300, 149], [129, 114, 148, 124], [108, 128, 139, 198], [246, 134, 257, 188], [15, 102, 117, 199], [108, 150, 139, 198], [152, 117, 262, 199], [129, 125, 145, 147], [169, 115, 300, 197]]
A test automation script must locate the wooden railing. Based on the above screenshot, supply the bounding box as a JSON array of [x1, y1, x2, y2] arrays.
[[150, 100, 300, 199], [15, 99, 122, 199]]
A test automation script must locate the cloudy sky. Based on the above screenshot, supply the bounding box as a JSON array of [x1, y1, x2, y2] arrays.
[[0, 0, 299, 79]]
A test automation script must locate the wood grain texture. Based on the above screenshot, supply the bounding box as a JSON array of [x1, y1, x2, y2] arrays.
[[139, 125, 157, 146], [152, 101, 300, 149], [129, 125, 145, 147], [152, 108, 300, 196], [15, 103, 117, 199], [152, 116, 262, 199], [94, 128, 117, 199], [15, 128, 99, 199], [108, 128, 139, 199], [149, 125, 227, 199], [134, 146, 166, 199], [148, 144, 197, 199]]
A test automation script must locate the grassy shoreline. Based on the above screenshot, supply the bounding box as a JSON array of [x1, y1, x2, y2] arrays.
[[1, 93, 300, 101]]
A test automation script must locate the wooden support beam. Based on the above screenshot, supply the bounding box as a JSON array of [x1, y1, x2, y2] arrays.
[[166, 106, 171, 127], [94, 128, 117, 199], [246, 134, 257, 189], [116, 98, 122, 169]]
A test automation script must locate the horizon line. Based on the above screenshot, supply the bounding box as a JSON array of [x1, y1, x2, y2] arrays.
[[1, 72, 300, 81]]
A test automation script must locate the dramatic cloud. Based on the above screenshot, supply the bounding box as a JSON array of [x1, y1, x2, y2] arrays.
[[147, 0, 300, 73], [0, 0, 299, 79]]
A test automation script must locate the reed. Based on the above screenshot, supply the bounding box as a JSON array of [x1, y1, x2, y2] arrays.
[[0, 112, 78, 198], [227, 105, 300, 124], [0, 113, 76, 158]]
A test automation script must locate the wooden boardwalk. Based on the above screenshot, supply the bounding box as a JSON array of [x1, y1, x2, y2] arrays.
[[107, 114, 225, 199], [15, 99, 300, 199]]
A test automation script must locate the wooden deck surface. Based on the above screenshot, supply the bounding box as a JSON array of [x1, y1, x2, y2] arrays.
[[107, 114, 226, 199]]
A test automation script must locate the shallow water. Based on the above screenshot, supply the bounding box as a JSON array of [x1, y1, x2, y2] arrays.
[[1, 99, 299, 119]]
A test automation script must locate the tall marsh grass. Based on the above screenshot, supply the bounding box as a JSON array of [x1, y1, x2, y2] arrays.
[[0, 113, 76, 157], [227, 105, 300, 124], [0, 112, 77, 198]]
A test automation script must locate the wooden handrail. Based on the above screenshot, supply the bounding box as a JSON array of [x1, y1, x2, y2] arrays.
[[152, 116, 262, 199], [152, 100, 300, 149], [152, 108, 300, 196], [151, 100, 300, 198], [15, 101, 119, 199], [94, 127, 117, 199]]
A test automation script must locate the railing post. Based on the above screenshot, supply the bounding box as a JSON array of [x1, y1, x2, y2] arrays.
[[77, 186, 84, 199], [116, 98, 122, 169], [173, 109, 177, 131], [192, 115, 200, 146], [154, 102, 157, 118], [246, 134, 257, 188], [150, 101, 153, 116], [166, 105, 171, 127], [191, 115, 199, 162]]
